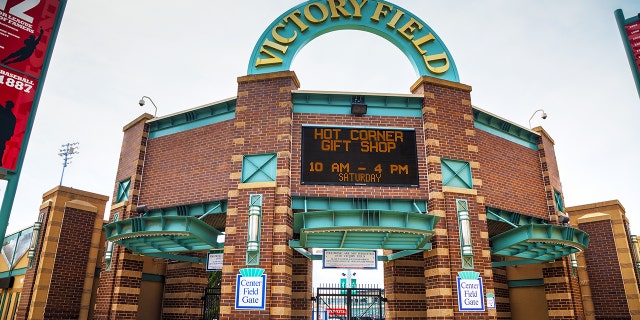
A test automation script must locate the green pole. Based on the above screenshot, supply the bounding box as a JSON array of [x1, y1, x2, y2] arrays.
[[0, 174, 19, 244]]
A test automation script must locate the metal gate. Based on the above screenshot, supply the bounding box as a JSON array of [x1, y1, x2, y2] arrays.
[[202, 287, 221, 320], [315, 285, 385, 320]]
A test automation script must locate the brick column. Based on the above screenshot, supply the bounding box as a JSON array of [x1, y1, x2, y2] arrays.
[[219, 71, 299, 320], [383, 252, 427, 319], [94, 114, 153, 320], [14, 205, 51, 320], [163, 261, 208, 319], [291, 251, 312, 320], [570, 201, 640, 320], [534, 127, 586, 320], [15, 187, 108, 320], [411, 76, 496, 320], [492, 267, 511, 320], [542, 260, 584, 320]]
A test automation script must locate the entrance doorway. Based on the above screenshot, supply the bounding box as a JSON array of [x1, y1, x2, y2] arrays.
[[202, 287, 221, 320], [314, 285, 385, 320]]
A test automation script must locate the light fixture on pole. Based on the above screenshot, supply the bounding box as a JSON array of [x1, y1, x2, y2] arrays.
[[458, 210, 473, 256], [27, 219, 42, 268], [351, 95, 367, 116], [104, 213, 119, 271], [246, 194, 263, 265], [456, 199, 474, 269], [58, 142, 79, 186], [528, 109, 547, 128], [138, 95, 158, 117], [632, 235, 640, 272]]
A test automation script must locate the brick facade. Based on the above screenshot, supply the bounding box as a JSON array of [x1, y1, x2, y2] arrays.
[[87, 71, 600, 320]]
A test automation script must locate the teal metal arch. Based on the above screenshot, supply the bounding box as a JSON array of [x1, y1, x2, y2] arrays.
[[290, 209, 440, 261], [248, 0, 459, 82], [491, 224, 590, 267]]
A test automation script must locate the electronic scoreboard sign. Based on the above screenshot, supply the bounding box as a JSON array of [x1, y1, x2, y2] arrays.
[[301, 125, 419, 187]]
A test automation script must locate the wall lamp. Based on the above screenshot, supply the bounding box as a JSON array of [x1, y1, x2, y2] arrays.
[[246, 194, 263, 265], [104, 213, 119, 271], [136, 205, 149, 216], [351, 95, 367, 116], [528, 109, 547, 128], [456, 199, 474, 269], [104, 241, 114, 263], [27, 220, 42, 268], [458, 210, 473, 256], [138, 95, 158, 117], [632, 235, 640, 272], [558, 214, 570, 225]]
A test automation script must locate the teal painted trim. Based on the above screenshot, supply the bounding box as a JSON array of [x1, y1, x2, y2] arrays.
[[492, 259, 545, 267], [441, 159, 472, 189], [0, 268, 26, 278], [142, 273, 165, 283], [115, 178, 131, 203], [0, 291, 5, 318], [473, 108, 539, 150], [616, 9, 640, 99], [293, 209, 439, 250], [486, 207, 548, 226], [144, 253, 206, 264], [293, 91, 423, 117], [140, 200, 227, 218], [242, 154, 278, 183], [292, 196, 427, 213], [248, 0, 459, 82], [486, 210, 518, 228], [379, 249, 424, 261], [554, 189, 564, 212], [289, 241, 427, 261], [104, 216, 224, 253], [148, 98, 236, 139], [507, 278, 544, 288], [291, 246, 321, 260], [490, 224, 590, 261]]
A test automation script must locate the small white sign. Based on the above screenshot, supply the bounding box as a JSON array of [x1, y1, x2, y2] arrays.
[[235, 274, 267, 310], [323, 250, 377, 269], [457, 277, 485, 311], [206, 252, 223, 271], [486, 293, 496, 309]]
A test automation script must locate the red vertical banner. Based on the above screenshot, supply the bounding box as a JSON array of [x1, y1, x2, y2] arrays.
[[625, 21, 640, 74], [0, 68, 36, 171], [0, 0, 63, 172]]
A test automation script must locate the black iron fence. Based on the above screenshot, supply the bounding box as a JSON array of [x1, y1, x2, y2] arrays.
[[202, 287, 221, 320], [314, 284, 385, 320]]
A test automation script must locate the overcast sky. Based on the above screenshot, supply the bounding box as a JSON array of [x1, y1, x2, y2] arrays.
[[2, 0, 639, 255]]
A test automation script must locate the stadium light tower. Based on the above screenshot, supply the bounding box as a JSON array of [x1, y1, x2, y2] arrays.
[[58, 142, 79, 186]]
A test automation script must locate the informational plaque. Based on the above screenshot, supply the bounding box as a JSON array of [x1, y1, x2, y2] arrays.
[[206, 252, 223, 271], [301, 125, 419, 187], [322, 250, 377, 269]]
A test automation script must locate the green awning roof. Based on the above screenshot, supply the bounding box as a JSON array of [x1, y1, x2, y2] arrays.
[[490, 224, 589, 266], [290, 209, 440, 251], [104, 216, 224, 257]]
